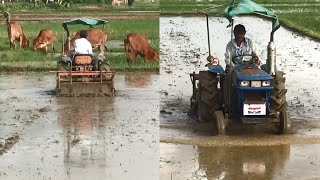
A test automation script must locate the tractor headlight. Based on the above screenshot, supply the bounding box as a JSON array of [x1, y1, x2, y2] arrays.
[[240, 81, 250, 87], [262, 81, 271, 86], [251, 81, 261, 87]]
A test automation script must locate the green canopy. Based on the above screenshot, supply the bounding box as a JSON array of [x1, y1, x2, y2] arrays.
[[225, 0, 280, 31], [62, 18, 109, 37]]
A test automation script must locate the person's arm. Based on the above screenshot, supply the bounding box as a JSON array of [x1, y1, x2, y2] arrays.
[[73, 40, 78, 54], [249, 39, 260, 65], [251, 40, 258, 57], [88, 46, 93, 54], [86, 41, 93, 54], [225, 42, 232, 67]]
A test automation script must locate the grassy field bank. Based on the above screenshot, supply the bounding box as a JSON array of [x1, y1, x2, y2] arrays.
[[0, 18, 159, 72], [2, 1, 159, 13], [160, 0, 320, 41]]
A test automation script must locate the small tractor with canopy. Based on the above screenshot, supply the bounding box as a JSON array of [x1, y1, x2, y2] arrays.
[[190, 0, 292, 135], [56, 18, 115, 96]]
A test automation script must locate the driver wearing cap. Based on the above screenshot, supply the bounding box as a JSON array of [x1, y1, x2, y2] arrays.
[[225, 24, 260, 69]]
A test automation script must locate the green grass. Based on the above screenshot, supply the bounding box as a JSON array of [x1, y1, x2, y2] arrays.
[[0, 57, 159, 72], [160, 0, 320, 40], [277, 12, 320, 40], [0, 2, 159, 13], [0, 18, 159, 71], [109, 54, 159, 71]]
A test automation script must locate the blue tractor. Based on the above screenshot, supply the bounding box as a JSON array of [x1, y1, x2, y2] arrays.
[[190, 0, 292, 135]]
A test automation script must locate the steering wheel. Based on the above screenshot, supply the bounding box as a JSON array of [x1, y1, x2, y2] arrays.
[[231, 54, 259, 65]]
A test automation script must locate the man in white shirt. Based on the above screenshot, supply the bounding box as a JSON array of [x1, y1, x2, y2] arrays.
[[225, 24, 259, 70], [74, 30, 93, 55]]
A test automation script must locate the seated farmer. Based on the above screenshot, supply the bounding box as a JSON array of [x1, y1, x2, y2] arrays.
[[74, 30, 93, 55], [224, 24, 260, 70]]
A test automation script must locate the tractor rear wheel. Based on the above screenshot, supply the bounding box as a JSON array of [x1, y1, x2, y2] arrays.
[[99, 61, 112, 80], [189, 88, 198, 117], [213, 110, 226, 135], [198, 71, 221, 122], [271, 71, 287, 112], [58, 61, 69, 71], [57, 62, 70, 80], [99, 61, 111, 71], [278, 110, 292, 135]]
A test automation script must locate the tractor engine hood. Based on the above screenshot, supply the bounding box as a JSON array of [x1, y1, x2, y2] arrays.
[[234, 66, 272, 81]]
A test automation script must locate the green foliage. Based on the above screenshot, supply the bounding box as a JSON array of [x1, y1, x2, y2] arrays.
[[159, 0, 320, 40], [0, 18, 159, 71]]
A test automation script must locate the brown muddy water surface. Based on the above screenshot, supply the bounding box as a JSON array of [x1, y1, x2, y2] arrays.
[[0, 72, 159, 180], [161, 143, 320, 180], [160, 16, 320, 179]]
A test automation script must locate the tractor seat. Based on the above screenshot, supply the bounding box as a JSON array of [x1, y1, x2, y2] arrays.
[[73, 54, 93, 65]]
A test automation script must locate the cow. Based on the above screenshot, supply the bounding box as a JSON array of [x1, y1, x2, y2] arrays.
[[112, 0, 124, 6], [33, 29, 55, 53], [124, 33, 159, 64], [63, 29, 108, 55], [6, 22, 29, 49]]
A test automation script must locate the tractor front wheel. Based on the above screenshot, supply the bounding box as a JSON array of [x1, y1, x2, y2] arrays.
[[213, 110, 226, 135], [278, 110, 292, 135]]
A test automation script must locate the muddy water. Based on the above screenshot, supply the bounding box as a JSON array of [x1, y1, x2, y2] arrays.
[[0, 72, 159, 180], [161, 143, 320, 180], [160, 16, 320, 179]]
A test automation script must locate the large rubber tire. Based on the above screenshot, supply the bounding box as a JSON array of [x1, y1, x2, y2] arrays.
[[57, 62, 70, 80], [198, 71, 222, 122], [99, 62, 111, 71], [58, 61, 69, 71], [189, 88, 198, 117], [99, 61, 112, 81], [278, 110, 292, 135], [213, 110, 226, 135], [270, 71, 287, 112]]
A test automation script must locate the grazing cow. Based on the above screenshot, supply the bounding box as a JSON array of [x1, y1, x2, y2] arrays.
[[33, 29, 55, 53], [124, 33, 159, 64], [112, 0, 124, 5], [64, 29, 108, 55], [6, 22, 29, 49]]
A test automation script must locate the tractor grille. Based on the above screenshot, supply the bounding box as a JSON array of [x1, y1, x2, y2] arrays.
[[243, 91, 265, 101]]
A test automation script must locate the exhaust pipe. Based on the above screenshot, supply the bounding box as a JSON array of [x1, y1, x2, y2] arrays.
[[267, 41, 276, 75]]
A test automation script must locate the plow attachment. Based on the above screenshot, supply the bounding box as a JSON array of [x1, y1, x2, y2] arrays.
[[56, 71, 115, 97]]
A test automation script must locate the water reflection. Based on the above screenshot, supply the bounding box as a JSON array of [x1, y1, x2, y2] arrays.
[[57, 97, 114, 170], [198, 145, 290, 179], [161, 143, 290, 180], [124, 72, 154, 88], [0, 73, 159, 179]]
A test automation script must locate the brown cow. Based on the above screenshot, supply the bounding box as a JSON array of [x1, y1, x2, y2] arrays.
[[6, 22, 29, 49], [124, 33, 159, 64], [63, 29, 108, 55], [33, 29, 55, 53]]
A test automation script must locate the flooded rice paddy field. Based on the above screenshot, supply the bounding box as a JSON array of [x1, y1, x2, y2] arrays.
[[160, 143, 320, 180], [0, 72, 159, 180], [160, 16, 320, 179]]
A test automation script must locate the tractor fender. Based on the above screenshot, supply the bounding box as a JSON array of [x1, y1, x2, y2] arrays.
[[207, 64, 225, 75]]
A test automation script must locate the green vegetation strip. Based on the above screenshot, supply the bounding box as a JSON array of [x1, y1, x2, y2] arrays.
[[160, 0, 320, 41], [1, 2, 159, 13], [0, 18, 159, 72]]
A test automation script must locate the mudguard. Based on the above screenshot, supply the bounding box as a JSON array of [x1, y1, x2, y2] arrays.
[[207, 64, 225, 75]]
